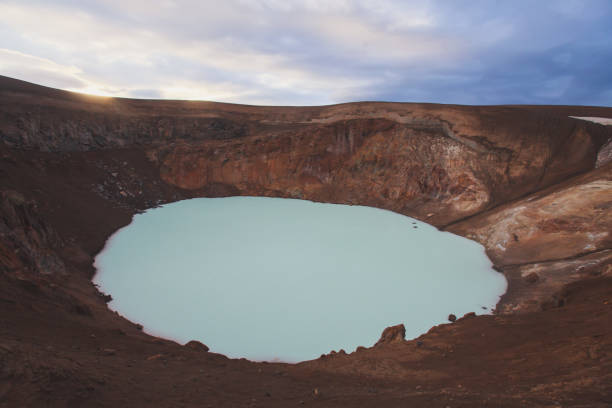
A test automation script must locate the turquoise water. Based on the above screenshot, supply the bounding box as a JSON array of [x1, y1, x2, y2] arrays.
[[93, 197, 506, 362]]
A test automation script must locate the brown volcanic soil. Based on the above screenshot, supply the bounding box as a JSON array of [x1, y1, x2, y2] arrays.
[[1, 76, 611, 407]]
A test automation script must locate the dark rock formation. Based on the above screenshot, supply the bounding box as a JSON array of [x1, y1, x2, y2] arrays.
[[184, 340, 209, 352], [0, 190, 66, 276]]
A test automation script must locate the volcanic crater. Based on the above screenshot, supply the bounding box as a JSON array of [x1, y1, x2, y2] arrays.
[[1, 75, 611, 407]]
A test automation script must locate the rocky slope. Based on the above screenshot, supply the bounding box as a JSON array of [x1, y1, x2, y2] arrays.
[[1, 75, 611, 407]]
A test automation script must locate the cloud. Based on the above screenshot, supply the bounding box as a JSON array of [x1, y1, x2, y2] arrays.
[[0, 0, 610, 105], [0, 48, 87, 90]]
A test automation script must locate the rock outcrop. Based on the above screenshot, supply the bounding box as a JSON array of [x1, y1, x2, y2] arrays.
[[155, 107, 609, 228], [374, 324, 406, 346], [448, 163, 612, 311], [597, 139, 612, 167], [0, 190, 65, 276], [449, 166, 611, 266]]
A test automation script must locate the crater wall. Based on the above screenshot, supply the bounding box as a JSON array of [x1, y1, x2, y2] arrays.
[[1, 74, 611, 313]]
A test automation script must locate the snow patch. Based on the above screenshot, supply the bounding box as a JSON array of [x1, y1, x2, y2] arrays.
[[569, 116, 612, 126]]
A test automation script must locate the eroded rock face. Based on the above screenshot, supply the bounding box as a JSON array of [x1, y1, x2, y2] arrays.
[[498, 251, 612, 313], [156, 110, 606, 226], [449, 164, 612, 266], [0, 190, 65, 276], [564, 116, 611, 167], [157, 119, 493, 226], [448, 164, 612, 312], [597, 139, 612, 167]]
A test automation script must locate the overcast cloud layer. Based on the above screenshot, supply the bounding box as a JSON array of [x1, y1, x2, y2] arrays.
[[1, 0, 611, 105]]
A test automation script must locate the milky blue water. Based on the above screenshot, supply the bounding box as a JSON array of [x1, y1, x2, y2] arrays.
[[93, 197, 506, 362]]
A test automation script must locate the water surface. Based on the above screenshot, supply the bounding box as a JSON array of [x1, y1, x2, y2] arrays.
[[94, 197, 506, 362]]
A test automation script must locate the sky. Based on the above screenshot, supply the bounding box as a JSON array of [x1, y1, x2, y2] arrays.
[[0, 0, 611, 106]]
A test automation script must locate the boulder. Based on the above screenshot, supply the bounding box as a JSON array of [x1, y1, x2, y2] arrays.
[[184, 340, 209, 352], [374, 324, 406, 347]]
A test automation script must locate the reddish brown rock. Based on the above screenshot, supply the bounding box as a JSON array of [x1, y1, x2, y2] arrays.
[[448, 164, 612, 267], [448, 164, 612, 312], [184, 340, 209, 352], [155, 108, 608, 227], [374, 324, 406, 347]]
